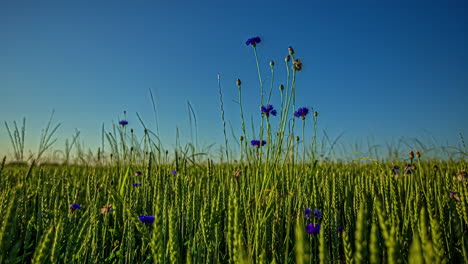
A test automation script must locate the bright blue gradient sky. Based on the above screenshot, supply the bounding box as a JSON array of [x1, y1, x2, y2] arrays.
[[1, 0, 467, 159]]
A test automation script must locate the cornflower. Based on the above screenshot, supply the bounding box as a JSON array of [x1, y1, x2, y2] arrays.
[[306, 223, 321, 235], [304, 208, 311, 219], [294, 107, 309, 120], [245, 36, 261, 47], [314, 208, 322, 219], [338, 226, 344, 237], [251, 140, 266, 148], [139, 215, 155, 224], [69, 203, 82, 212], [261, 104, 277, 118]]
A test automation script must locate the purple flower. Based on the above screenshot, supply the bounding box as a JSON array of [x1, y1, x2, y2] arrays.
[[69, 203, 82, 212], [261, 105, 277, 118], [337, 226, 343, 237], [306, 223, 321, 235], [294, 107, 309, 119], [314, 209, 322, 219], [139, 215, 155, 224], [246, 36, 261, 47], [171, 170, 177, 175], [133, 183, 142, 187], [304, 208, 311, 218], [251, 140, 267, 147], [119, 120, 128, 126]]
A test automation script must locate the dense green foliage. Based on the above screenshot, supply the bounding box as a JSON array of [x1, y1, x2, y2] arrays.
[[0, 156, 466, 263]]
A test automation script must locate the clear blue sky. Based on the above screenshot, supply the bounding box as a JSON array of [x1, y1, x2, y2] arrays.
[[1, 0, 467, 159]]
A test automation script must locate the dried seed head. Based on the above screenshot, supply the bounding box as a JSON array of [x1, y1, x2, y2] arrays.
[[239, 136, 244, 141], [285, 55, 290, 62], [288, 46, 295, 55], [296, 136, 300, 141], [314, 111, 318, 117], [270, 60, 275, 67], [292, 59, 303, 71], [457, 171, 467, 182], [236, 78, 241, 86], [101, 204, 114, 214], [233, 170, 242, 180], [130, 129, 134, 133], [279, 84, 284, 91]]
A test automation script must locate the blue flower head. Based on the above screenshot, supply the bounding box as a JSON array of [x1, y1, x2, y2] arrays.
[[251, 140, 266, 148], [306, 223, 321, 235], [69, 203, 82, 212], [304, 208, 311, 218], [314, 208, 322, 219], [119, 120, 128, 126], [246, 36, 261, 47], [139, 215, 155, 224], [294, 107, 309, 120], [261, 105, 277, 118], [171, 170, 177, 175], [337, 226, 343, 236], [133, 182, 142, 187]]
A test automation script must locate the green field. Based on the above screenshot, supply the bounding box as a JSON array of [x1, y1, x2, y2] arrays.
[[1, 39, 467, 263], [0, 151, 467, 263]]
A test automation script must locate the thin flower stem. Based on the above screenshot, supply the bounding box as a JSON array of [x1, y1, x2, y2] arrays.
[[253, 46, 264, 106], [217, 74, 229, 163], [267, 64, 274, 104], [302, 119, 306, 163], [237, 83, 247, 163]]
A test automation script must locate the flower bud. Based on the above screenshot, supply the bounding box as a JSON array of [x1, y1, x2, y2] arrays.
[[279, 84, 284, 91], [296, 136, 300, 141], [409, 151, 414, 159], [314, 111, 318, 117], [236, 78, 241, 86], [239, 136, 244, 141], [285, 55, 290, 62], [288, 46, 295, 55], [270, 60, 275, 67], [416, 151, 421, 158]]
